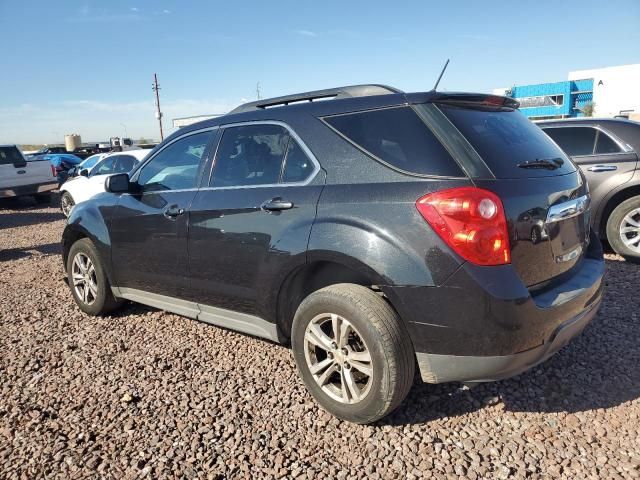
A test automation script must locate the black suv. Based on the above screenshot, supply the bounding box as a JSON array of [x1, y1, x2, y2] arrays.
[[62, 85, 604, 423], [538, 118, 640, 260]]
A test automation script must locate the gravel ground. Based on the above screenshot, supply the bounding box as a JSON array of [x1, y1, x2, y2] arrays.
[[1, 196, 639, 480]]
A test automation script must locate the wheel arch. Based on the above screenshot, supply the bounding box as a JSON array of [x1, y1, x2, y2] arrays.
[[597, 183, 640, 239]]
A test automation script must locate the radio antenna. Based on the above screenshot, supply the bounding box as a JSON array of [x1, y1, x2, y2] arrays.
[[432, 59, 450, 91]]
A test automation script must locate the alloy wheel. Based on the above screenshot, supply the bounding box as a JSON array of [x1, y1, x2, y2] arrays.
[[71, 252, 98, 305], [61, 194, 74, 217], [619, 207, 640, 253], [303, 313, 373, 404]]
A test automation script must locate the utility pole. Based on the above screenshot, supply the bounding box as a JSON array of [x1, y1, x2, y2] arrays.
[[256, 82, 262, 100], [152, 73, 164, 141]]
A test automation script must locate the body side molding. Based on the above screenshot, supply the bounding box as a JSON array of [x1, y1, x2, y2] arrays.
[[112, 287, 280, 342]]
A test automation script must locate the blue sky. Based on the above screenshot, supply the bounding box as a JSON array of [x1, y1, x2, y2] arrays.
[[1, 0, 638, 144]]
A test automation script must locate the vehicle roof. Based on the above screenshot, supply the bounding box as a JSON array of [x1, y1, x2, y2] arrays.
[[104, 149, 149, 160], [0, 144, 19, 148], [171, 86, 517, 140]]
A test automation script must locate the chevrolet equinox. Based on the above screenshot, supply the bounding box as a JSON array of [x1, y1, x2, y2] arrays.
[[62, 85, 605, 423]]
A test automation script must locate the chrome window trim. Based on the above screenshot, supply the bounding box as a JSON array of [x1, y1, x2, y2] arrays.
[[129, 126, 220, 185], [546, 194, 590, 224], [540, 125, 633, 155], [206, 120, 321, 189]]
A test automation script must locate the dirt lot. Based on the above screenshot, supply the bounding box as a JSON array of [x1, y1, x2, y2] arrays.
[[1, 197, 638, 479]]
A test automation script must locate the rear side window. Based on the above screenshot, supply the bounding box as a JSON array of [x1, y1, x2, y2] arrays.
[[0, 146, 24, 165], [323, 107, 464, 177], [282, 139, 314, 182], [543, 127, 596, 156], [439, 105, 576, 178], [595, 131, 622, 154]]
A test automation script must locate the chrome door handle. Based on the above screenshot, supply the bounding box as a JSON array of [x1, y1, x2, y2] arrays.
[[587, 165, 617, 172], [163, 205, 185, 219], [261, 198, 294, 212]]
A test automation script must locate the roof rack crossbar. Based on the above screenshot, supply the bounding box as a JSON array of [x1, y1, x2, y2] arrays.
[[229, 84, 403, 114]]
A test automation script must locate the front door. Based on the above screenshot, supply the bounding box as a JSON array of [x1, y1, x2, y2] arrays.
[[186, 123, 324, 319], [110, 130, 216, 298]]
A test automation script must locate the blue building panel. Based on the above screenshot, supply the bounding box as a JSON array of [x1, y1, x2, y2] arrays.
[[506, 79, 594, 119]]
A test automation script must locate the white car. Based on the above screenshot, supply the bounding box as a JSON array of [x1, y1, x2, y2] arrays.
[[59, 150, 149, 217]]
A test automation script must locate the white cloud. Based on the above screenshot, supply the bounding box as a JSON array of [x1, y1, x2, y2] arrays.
[[163, 9, 171, 14], [295, 29, 317, 37], [130, 7, 139, 12], [0, 99, 238, 144]]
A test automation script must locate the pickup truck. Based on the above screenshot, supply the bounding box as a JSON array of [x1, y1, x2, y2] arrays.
[[0, 145, 58, 203]]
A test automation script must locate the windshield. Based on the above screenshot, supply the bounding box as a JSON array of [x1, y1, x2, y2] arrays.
[[81, 154, 102, 170]]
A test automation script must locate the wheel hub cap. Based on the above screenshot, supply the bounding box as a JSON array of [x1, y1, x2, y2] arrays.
[[303, 313, 373, 404], [619, 207, 640, 253], [71, 252, 98, 306]]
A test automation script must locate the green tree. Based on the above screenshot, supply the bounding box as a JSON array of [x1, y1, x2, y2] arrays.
[[582, 102, 595, 117]]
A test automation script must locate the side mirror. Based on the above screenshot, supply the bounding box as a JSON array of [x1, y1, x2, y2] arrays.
[[105, 173, 131, 193], [79, 169, 88, 177]]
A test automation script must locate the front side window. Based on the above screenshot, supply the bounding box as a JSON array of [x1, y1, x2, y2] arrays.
[[91, 157, 117, 176], [138, 131, 212, 191], [543, 127, 597, 156], [323, 106, 463, 177], [211, 124, 289, 187]]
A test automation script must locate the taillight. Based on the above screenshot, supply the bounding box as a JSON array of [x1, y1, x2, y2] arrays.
[[416, 187, 511, 266], [51, 164, 57, 177]]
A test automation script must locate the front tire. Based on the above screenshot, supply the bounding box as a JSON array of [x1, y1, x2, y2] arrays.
[[67, 238, 122, 315], [291, 284, 415, 424], [60, 192, 75, 218], [606, 196, 640, 262]]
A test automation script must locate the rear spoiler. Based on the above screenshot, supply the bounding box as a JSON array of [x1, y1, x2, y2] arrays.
[[408, 92, 520, 110]]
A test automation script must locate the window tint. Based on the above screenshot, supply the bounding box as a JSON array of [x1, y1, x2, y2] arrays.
[[0, 146, 24, 165], [282, 139, 315, 182], [211, 124, 289, 187], [543, 127, 596, 156], [324, 106, 463, 177], [114, 155, 137, 173], [439, 105, 576, 178], [595, 131, 621, 154], [91, 157, 117, 176], [138, 131, 211, 191]]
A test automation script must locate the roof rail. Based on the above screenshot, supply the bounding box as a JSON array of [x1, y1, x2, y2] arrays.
[[228, 84, 403, 114]]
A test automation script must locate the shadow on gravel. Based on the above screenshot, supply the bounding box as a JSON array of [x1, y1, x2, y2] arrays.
[[384, 259, 639, 426], [0, 196, 63, 230], [0, 242, 61, 261]]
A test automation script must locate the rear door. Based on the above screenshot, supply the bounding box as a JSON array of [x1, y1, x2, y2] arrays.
[[110, 130, 216, 299], [186, 122, 324, 317], [541, 125, 638, 212]]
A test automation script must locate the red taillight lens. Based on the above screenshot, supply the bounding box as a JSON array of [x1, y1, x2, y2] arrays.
[[51, 164, 57, 177], [416, 187, 511, 266]]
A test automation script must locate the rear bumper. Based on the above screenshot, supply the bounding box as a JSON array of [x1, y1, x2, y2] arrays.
[[0, 181, 57, 198], [415, 297, 600, 383], [383, 230, 605, 384]]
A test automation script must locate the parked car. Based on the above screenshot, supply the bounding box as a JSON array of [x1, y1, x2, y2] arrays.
[[62, 85, 604, 423], [65, 153, 110, 180], [539, 118, 640, 260], [27, 145, 95, 161], [0, 145, 57, 202], [59, 150, 149, 217]]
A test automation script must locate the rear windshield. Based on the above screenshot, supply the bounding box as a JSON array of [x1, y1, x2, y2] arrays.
[[323, 106, 464, 177], [0, 146, 25, 165], [438, 105, 576, 178]]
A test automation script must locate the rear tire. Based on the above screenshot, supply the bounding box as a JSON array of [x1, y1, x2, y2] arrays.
[[67, 238, 123, 315], [60, 192, 75, 218], [291, 284, 415, 424], [606, 196, 640, 262]]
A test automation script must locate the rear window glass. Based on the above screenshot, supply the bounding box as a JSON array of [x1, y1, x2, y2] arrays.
[[439, 105, 576, 178], [324, 106, 464, 177], [0, 146, 24, 165]]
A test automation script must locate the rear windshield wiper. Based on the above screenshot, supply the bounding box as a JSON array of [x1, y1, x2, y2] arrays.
[[517, 157, 564, 170]]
